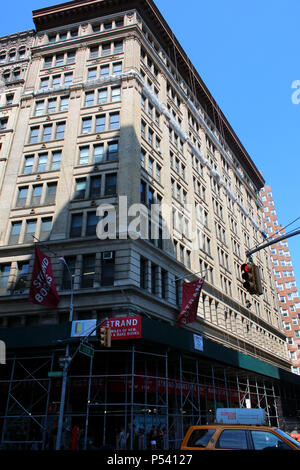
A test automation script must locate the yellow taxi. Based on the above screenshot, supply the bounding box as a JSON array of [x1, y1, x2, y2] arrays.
[[181, 424, 300, 450]]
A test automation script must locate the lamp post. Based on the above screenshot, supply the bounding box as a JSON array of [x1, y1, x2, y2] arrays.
[[55, 257, 74, 450]]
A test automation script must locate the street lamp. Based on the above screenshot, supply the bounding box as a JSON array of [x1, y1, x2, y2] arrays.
[[55, 257, 74, 450]]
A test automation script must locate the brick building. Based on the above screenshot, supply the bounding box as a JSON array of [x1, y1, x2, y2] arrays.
[[261, 185, 300, 375]]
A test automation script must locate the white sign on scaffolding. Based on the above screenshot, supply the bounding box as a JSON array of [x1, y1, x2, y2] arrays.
[[71, 319, 97, 337]]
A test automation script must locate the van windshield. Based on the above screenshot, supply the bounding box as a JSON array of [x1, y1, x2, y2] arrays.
[[275, 429, 300, 448]]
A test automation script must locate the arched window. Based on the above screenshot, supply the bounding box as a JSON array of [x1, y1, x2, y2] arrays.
[[8, 49, 16, 62]]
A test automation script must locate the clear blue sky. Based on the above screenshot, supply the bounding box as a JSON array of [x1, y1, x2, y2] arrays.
[[2, 0, 300, 285]]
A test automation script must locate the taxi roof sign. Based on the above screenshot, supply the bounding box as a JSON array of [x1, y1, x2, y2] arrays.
[[216, 408, 266, 425]]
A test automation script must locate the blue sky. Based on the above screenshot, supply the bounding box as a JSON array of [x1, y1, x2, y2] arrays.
[[2, 0, 300, 284]]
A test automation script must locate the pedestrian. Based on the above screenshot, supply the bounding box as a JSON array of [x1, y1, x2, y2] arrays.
[[156, 425, 164, 450], [138, 428, 145, 450], [149, 425, 157, 450], [117, 428, 128, 449]]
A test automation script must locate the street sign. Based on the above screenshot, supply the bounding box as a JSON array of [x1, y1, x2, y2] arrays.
[[79, 343, 94, 358], [48, 371, 63, 377]]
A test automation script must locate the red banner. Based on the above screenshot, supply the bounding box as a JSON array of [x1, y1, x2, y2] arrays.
[[106, 315, 142, 340], [28, 245, 60, 308], [177, 278, 205, 326]]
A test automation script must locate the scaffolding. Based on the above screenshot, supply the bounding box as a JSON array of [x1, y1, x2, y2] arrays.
[[0, 344, 298, 450]]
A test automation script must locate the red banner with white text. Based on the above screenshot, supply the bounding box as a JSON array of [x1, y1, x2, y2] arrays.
[[28, 245, 60, 308], [177, 278, 205, 326]]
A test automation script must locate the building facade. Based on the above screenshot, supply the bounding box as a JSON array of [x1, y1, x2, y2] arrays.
[[261, 185, 300, 375], [0, 0, 299, 450]]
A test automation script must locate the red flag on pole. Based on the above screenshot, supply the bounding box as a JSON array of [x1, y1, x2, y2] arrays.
[[28, 245, 60, 307], [177, 277, 205, 326]]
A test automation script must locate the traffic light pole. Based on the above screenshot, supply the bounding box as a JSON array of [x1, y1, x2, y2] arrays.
[[55, 315, 109, 450], [246, 229, 300, 260]]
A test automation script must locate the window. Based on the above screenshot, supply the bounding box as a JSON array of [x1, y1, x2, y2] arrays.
[[102, 43, 111, 56], [140, 180, 147, 204], [107, 141, 118, 161], [141, 120, 146, 138], [29, 127, 39, 144], [251, 431, 291, 450], [89, 176, 101, 198], [161, 269, 168, 299], [35, 100, 44, 116], [216, 430, 248, 450], [109, 112, 120, 130], [113, 62, 122, 74], [70, 213, 83, 238], [60, 96, 69, 111], [151, 264, 157, 294], [114, 40, 123, 53], [85, 91, 94, 107], [86, 212, 98, 236], [94, 144, 104, 163], [187, 429, 216, 448], [111, 86, 121, 102], [24, 155, 34, 174], [90, 46, 98, 59], [0, 265, 10, 291], [40, 217, 52, 241], [82, 117, 92, 134], [140, 257, 148, 289], [11, 70, 19, 81], [40, 77, 49, 89], [74, 178, 86, 199], [101, 252, 115, 286], [98, 88, 107, 104], [141, 149, 146, 168], [148, 157, 153, 175], [51, 150, 62, 170], [96, 115, 105, 132], [79, 146, 89, 165], [13, 261, 29, 291], [45, 182, 57, 204], [63, 72, 73, 85], [8, 221, 22, 245], [31, 184, 43, 206], [37, 153, 48, 172], [61, 256, 76, 290], [6, 93, 14, 105], [42, 124, 52, 141], [16, 186, 28, 207], [88, 67, 97, 80], [55, 122, 65, 139], [104, 22, 112, 31], [100, 64, 109, 76], [47, 98, 56, 114], [105, 173, 117, 195], [24, 219, 37, 243]]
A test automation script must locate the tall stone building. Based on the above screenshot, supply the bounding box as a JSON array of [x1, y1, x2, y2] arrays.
[[261, 185, 300, 375], [0, 0, 299, 450]]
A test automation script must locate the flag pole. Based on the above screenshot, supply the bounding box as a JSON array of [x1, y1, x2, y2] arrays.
[[55, 257, 74, 450]]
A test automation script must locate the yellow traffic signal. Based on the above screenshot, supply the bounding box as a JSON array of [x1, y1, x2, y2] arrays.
[[241, 262, 263, 296], [100, 326, 111, 348]]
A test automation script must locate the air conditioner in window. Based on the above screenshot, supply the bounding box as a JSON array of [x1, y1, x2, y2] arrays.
[[157, 148, 162, 154], [103, 251, 113, 259]]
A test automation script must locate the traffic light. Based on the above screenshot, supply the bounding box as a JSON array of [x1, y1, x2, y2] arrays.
[[100, 326, 111, 348], [241, 262, 263, 296]]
